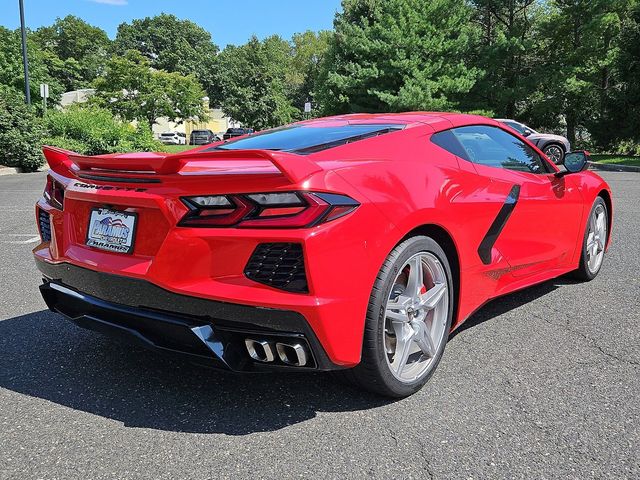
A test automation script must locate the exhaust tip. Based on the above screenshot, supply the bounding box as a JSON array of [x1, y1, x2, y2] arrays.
[[244, 339, 275, 362], [275, 342, 308, 367]]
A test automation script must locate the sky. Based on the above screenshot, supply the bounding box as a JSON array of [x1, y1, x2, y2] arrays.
[[1, 0, 342, 47]]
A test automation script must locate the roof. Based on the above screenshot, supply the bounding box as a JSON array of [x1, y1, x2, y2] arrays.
[[300, 112, 499, 131]]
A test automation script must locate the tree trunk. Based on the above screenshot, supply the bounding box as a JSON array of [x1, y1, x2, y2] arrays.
[[566, 109, 576, 147]]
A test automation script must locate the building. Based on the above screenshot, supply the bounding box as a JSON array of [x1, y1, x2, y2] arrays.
[[60, 90, 239, 141]]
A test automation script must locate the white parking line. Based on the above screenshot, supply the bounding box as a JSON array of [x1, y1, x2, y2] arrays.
[[1, 236, 40, 244]]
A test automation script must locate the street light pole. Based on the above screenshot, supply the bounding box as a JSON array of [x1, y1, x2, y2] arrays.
[[18, 0, 31, 104]]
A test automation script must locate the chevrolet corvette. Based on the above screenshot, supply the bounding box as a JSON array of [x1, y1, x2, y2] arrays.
[[34, 113, 612, 397]]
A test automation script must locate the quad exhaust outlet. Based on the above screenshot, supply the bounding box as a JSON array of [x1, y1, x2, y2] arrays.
[[244, 338, 309, 367]]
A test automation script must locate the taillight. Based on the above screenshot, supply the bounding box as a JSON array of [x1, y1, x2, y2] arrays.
[[44, 175, 64, 210], [178, 192, 359, 228]]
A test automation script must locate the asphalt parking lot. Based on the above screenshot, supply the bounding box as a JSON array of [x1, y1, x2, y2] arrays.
[[1, 171, 638, 479]]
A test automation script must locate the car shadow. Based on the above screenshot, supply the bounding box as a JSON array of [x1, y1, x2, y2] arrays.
[[1, 277, 576, 435], [449, 277, 574, 339], [0, 310, 389, 435]]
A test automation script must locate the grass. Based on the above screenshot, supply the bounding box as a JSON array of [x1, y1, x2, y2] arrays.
[[590, 154, 640, 167], [158, 144, 198, 154]]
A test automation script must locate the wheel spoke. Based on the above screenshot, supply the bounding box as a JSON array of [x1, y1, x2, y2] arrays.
[[405, 257, 423, 297], [411, 319, 436, 358], [418, 282, 446, 310], [392, 323, 415, 375]]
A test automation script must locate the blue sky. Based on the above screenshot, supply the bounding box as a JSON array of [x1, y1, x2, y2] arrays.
[[2, 0, 342, 46]]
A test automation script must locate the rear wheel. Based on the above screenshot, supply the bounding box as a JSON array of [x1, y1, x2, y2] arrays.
[[571, 197, 608, 281], [342, 236, 453, 398]]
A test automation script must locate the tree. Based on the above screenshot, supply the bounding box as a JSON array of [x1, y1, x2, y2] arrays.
[[318, 0, 480, 113], [290, 30, 332, 113], [0, 27, 63, 105], [113, 14, 219, 101], [595, 0, 640, 150], [467, 0, 544, 119], [0, 86, 45, 171], [534, 0, 627, 145], [215, 36, 298, 130], [33, 16, 111, 90], [92, 51, 208, 126]]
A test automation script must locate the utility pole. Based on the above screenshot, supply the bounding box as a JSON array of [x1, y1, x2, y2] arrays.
[[19, 0, 31, 104]]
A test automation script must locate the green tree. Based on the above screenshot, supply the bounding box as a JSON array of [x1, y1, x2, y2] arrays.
[[92, 51, 208, 127], [595, 0, 640, 150], [113, 14, 218, 101], [534, 0, 627, 145], [0, 27, 63, 105], [318, 0, 480, 113], [216, 35, 298, 130], [32, 15, 111, 89], [467, 1, 544, 119], [0, 86, 45, 171], [290, 30, 332, 114]]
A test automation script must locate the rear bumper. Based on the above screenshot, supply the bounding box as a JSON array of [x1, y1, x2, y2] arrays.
[[36, 259, 338, 371]]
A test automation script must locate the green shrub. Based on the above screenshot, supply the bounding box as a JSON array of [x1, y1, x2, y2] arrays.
[[43, 105, 162, 155], [0, 86, 45, 172]]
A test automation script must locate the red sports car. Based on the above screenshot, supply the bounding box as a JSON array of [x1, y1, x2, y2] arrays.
[[34, 113, 612, 397]]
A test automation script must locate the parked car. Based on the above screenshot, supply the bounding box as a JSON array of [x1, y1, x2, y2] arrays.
[[190, 129, 219, 145], [36, 113, 612, 398], [159, 132, 186, 145], [223, 127, 254, 140], [497, 119, 570, 164]]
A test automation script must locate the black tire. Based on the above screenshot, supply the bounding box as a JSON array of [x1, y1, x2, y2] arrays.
[[543, 143, 566, 164], [570, 196, 608, 281], [339, 235, 454, 398]]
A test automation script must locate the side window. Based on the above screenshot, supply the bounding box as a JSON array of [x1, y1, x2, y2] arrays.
[[433, 125, 550, 174]]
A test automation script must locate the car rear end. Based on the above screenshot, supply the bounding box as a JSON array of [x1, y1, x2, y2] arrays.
[[159, 132, 179, 145], [190, 130, 212, 145], [34, 144, 384, 373]]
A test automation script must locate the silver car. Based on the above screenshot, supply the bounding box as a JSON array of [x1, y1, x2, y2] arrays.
[[497, 119, 571, 164]]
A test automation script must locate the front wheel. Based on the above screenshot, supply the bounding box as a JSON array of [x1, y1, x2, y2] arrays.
[[571, 197, 608, 281], [342, 236, 454, 398]]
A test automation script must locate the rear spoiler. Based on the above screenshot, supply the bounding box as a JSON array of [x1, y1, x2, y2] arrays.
[[42, 146, 324, 184]]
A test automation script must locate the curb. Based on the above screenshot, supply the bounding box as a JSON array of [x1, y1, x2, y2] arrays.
[[589, 162, 640, 173], [0, 167, 21, 176]]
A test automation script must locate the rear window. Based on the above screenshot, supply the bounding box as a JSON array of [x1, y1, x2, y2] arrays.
[[209, 124, 404, 154]]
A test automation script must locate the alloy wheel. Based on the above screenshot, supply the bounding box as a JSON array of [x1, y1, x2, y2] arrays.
[[586, 203, 607, 274], [383, 252, 449, 383], [544, 145, 564, 164]]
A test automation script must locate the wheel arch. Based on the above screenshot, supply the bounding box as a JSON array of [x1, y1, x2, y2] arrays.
[[542, 140, 565, 150], [399, 224, 461, 325], [598, 188, 613, 248]]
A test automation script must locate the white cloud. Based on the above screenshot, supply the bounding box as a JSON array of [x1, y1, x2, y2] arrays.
[[89, 0, 128, 5]]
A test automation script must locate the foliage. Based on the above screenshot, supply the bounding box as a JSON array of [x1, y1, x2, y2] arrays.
[[290, 31, 332, 113], [112, 14, 219, 102], [42, 105, 162, 155], [466, 1, 545, 119], [32, 15, 111, 90], [318, 0, 481, 113], [0, 27, 63, 106], [0, 86, 45, 171], [215, 36, 299, 130], [92, 51, 208, 126]]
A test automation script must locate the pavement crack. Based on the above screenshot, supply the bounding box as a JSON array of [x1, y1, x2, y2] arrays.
[[532, 304, 639, 368]]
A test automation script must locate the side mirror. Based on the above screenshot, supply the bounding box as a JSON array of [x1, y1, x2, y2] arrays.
[[522, 128, 532, 137], [563, 150, 590, 174]]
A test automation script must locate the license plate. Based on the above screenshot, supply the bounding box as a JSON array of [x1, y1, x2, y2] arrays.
[[86, 208, 137, 254]]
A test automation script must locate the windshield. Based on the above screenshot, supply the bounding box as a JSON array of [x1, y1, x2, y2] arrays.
[[210, 124, 404, 154], [503, 121, 537, 135]]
